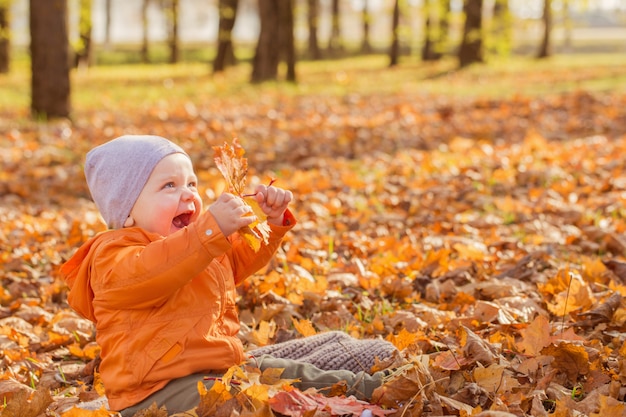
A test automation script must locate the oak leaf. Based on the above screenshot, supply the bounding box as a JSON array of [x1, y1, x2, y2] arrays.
[[212, 138, 271, 252]]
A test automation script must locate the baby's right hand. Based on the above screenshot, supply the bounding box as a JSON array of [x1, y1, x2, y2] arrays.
[[208, 193, 256, 236]]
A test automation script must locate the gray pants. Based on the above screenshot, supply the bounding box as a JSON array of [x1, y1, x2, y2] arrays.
[[119, 355, 384, 416]]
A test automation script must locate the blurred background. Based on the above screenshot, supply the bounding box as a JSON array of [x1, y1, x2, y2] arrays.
[[7, 0, 626, 54]]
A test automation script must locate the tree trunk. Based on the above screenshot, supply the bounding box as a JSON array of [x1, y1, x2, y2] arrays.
[[389, 0, 400, 67], [30, 0, 70, 119], [491, 0, 511, 56], [167, 0, 179, 63], [458, 0, 483, 68], [435, 0, 450, 57], [104, 0, 112, 48], [141, 0, 150, 63], [360, 2, 371, 54], [327, 0, 342, 56], [537, 0, 552, 58], [423, 0, 450, 61], [251, 0, 295, 83], [307, 0, 321, 59], [280, 0, 296, 82], [74, 0, 93, 68], [0, 3, 9, 73], [213, 0, 239, 73], [562, 0, 571, 52], [421, 0, 435, 61]]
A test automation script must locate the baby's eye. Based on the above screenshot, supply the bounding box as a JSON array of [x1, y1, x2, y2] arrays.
[[188, 181, 197, 188], [164, 182, 175, 189]]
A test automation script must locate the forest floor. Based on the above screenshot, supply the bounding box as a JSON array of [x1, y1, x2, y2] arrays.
[[2, 53, 626, 416]]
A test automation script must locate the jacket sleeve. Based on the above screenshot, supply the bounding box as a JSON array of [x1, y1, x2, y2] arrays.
[[226, 209, 297, 284], [91, 210, 232, 309]]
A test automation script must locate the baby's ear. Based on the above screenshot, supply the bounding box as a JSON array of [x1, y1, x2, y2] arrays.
[[123, 216, 135, 227]]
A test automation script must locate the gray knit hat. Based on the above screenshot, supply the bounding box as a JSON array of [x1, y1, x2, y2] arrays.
[[248, 331, 398, 374], [84, 135, 188, 229]]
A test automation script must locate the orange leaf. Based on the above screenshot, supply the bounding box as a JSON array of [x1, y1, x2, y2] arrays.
[[541, 342, 589, 382], [212, 139, 270, 252], [292, 318, 317, 338], [517, 314, 551, 356]]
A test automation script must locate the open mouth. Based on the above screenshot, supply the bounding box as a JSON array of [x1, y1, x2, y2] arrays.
[[172, 211, 193, 229]]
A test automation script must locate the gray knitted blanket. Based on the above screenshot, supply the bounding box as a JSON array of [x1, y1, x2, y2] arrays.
[[247, 331, 398, 374]]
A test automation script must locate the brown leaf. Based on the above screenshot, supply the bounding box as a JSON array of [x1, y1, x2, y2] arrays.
[[130, 402, 169, 417], [576, 292, 622, 327], [517, 314, 551, 356], [541, 342, 589, 382], [1, 386, 52, 417]]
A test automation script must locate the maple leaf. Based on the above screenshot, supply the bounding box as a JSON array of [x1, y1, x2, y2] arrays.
[[212, 138, 271, 252], [196, 380, 234, 417]]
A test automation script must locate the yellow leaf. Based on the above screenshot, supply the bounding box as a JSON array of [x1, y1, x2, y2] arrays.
[[517, 315, 551, 356], [93, 370, 106, 396], [252, 320, 275, 347], [291, 318, 317, 338]]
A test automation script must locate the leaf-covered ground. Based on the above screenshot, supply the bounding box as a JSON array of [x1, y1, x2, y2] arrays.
[[2, 59, 626, 416]]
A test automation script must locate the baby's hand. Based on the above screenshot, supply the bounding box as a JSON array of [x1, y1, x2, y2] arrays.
[[254, 185, 293, 225], [208, 193, 256, 236]]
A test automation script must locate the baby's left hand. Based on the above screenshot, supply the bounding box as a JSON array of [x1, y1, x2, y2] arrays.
[[254, 185, 293, 225]]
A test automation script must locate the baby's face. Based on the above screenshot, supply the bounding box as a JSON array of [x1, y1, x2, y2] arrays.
[[127, 153, 202, 236]]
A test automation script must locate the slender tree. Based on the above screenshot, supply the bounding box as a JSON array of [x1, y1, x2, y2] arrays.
[[360, 0, 371, 53], [213, 0, 239, 73], [562, 0, 572, 52], [166, 0, 179, 63], [491, 0, 512, 57], [141, 0, 150, 63], [389, 0, 400, 66], [458, 0, 484, 68], [30, 0, 70, 118], [421, 0, 435, 60], [252, 0, 296, 83], [104, 0, 112, 48], [0, 0, 10, 73], [327, 0, 342, 56], [537, 0, 552, 58], [422, 0, 451, 61], [436, 0, 451, 57], [74, 0, 93, 68], [306, 0, 321, 59], [280, 0, 296, 81]]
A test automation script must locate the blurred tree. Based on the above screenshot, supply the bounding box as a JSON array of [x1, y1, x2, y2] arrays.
[[422, 0, 436, 60], [422, 0, 450, 61], [74, 0, 93, 68], [213, 0, 239, 72], [458, 0, 484, 68], [388, 0, 400, 66], [104, 0, 112, 48], [490, 0, 512, 56], [141, 0, 151, 63], [252, 0, 296, 82], [30, 0, 70, 118], [327, 0, 342, 56], [562, 0, 572, 52], [307, 0, 321, 59], [537, 0, 552, 58], [360, 0, 371, 53], [0, 0, 9, 73], [164, 0, 180, 63]]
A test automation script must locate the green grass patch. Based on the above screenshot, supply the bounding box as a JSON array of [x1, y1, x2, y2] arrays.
[[1, 52, 625, 116]]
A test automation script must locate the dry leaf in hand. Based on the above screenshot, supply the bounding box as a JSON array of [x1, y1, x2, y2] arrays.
[[212, 138, 271, 251]]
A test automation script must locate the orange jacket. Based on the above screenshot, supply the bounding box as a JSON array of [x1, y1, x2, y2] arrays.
[[61, 210, 295, 411]]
